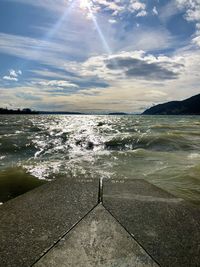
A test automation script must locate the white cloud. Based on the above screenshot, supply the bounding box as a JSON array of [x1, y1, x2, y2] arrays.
[[3, 76, 18, 81], [29, 69, 69, 80], [175, 0, 200, 47], [79, 0, 147, 18], [129, 1, 146, 12], [9, 69, 22, 77], [152, 6, 158, 16], [192, 35, 200, 46], [108, 19, 117, 24], [136, 10, 147, 17], [9, 0, 147, 20], [9, 70, 18, 78], [176, 0, 200, 21], [3, 69, 22, 82], [34, 80, 79, 88]]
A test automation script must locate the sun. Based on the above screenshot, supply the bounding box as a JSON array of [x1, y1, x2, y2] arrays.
[[79, 0, 91, 10]]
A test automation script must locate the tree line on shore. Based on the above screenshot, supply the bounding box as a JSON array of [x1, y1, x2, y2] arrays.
[[0, 108, 39, 114]]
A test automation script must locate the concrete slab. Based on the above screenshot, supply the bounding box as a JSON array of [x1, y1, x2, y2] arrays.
[[34, 204, 159, 267], [103, 179, 200, 267], [0, 177, 99, 267]]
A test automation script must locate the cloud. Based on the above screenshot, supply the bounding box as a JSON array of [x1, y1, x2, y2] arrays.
[[128, 0, 147, 17], [136, 10, 147, 17], [159, 1, 180, 23], [114, 26, 176, 52], [10, 0, 147, 20], [0, 32, 82, 68], [175, 0, 200, 47], [152, 6, 158, 16], [29, 69, 70, 80], [1, 0, 200, 113], [0, 17, 117, 70], [9, 69, 22, 77], [108, 19, 117, 24], [1, 46, 199, 113], [129, 1, 146, 11], [78, 0, 148, 19], [66, 51, 184, 81], [3, 69, 22, 82], [107, 57, 181, 80], [193, 35, 200, 46], [176, 0, 200, 22], [34, 80, 79, 88], [3, 76, 18, 81], [0, 5, 177, 77]]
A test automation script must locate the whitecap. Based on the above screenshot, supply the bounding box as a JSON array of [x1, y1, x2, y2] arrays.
[[188, 153, 200, 159]]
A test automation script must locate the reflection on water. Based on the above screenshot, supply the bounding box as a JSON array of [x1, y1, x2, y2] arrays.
[[0, 115, 200, 204]]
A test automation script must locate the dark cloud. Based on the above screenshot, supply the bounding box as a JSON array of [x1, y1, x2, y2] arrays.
[[106, 57, 183, 80]]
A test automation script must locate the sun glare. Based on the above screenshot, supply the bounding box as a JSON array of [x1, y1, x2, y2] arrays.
[[79, 0, 91, 10], [78, 0, 112, 54]]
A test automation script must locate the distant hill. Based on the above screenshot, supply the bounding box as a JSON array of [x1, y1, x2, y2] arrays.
[[142, 94, 200, 115], [108, 112, 127, 115], [0, 108, 84, 115], [38, 111, 83, 115]]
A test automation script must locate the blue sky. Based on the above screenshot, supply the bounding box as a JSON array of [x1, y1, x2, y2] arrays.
[[0, 0, 200, 112]]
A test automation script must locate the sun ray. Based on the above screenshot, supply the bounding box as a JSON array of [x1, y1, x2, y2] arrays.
[[82, 0, 112, 55], [45, 1, 75, 42], [15, 1, 75, 75]]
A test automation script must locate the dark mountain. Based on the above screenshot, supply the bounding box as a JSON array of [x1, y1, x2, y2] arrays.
[[142, 94, 200, 115]]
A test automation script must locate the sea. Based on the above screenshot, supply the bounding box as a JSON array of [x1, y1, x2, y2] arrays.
[[0, 115, 200, 205]]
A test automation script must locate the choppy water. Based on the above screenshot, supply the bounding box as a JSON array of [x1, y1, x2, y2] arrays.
[[0, 115, 200, 205]]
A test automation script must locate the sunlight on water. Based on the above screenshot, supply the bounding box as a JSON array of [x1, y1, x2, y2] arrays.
[[0, 115, 200, 204]]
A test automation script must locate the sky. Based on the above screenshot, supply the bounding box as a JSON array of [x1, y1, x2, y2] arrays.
[[0, 0, 200, 113]]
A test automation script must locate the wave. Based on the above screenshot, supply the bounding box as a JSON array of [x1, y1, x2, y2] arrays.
[[1, 129, 198, 160], [104, 133, 197, 151]]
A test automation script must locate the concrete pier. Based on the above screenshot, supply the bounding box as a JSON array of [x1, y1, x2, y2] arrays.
[[0, 178, 199, 267], [34, 204, 158, 267], [0, 177, 99, 267], [103, 179, 200, 267]]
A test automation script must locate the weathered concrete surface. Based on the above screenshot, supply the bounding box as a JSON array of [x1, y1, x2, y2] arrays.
[[0, 178, 99, 267], [34, 204, 159, 267], [103, 179, 200, 267]]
